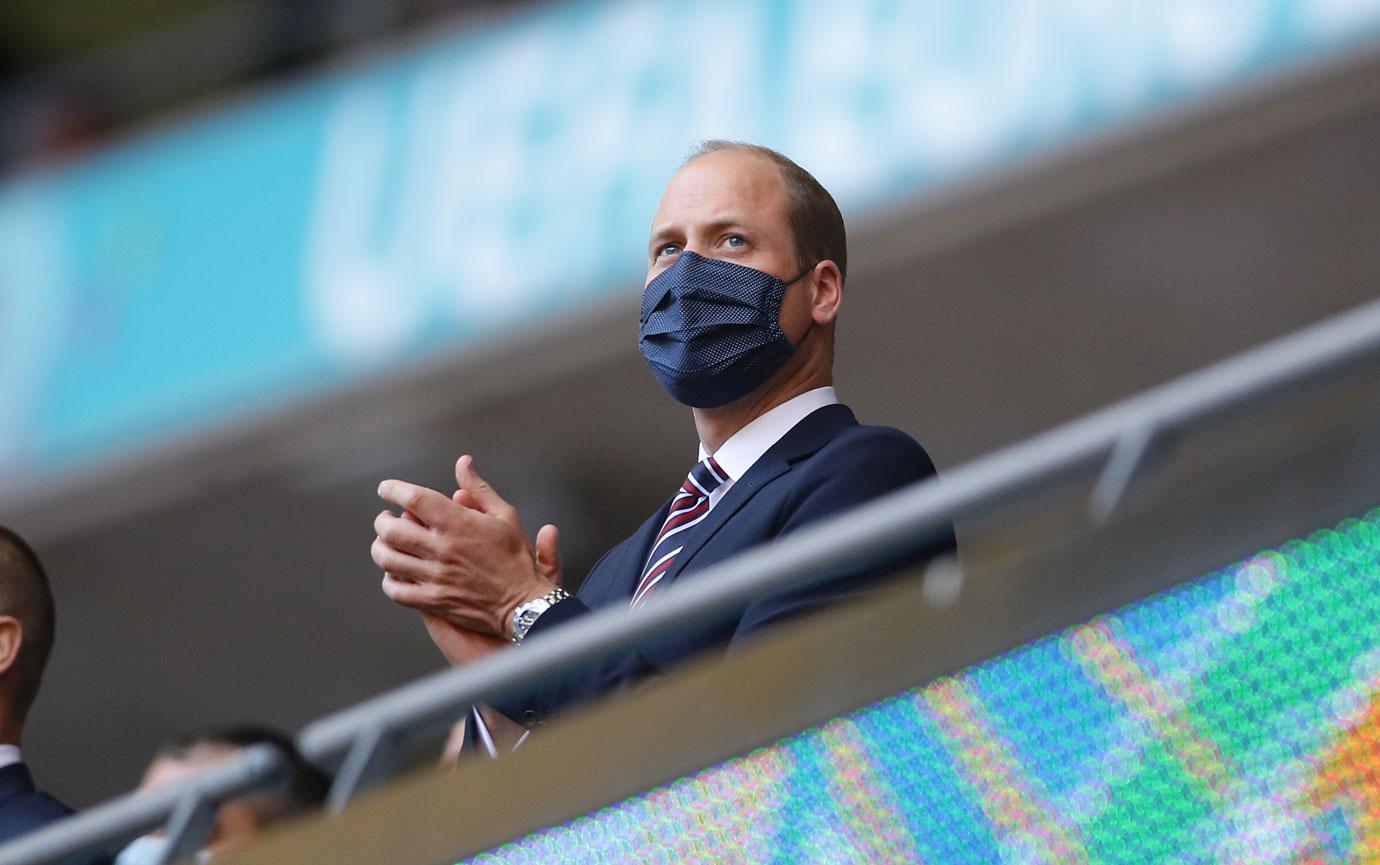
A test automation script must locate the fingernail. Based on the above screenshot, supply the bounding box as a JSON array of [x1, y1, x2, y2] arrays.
[[377, 481, 389, 496]]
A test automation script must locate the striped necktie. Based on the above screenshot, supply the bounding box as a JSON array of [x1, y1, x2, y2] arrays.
[[631, 456, 729, 608]]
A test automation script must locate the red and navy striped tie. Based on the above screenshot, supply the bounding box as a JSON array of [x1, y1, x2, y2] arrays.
[[630, 456, 729, 609]]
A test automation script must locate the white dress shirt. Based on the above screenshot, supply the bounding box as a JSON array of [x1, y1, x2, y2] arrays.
[[699, 386, 839, 494], [0, 744, 22, 771]]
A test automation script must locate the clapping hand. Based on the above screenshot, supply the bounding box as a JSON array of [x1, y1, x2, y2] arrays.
[[373, 456, 562, 663]]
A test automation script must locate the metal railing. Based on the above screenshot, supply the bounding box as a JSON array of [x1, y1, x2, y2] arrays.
[[3, 296, 1380, 865], [0, 745, 286, 865]]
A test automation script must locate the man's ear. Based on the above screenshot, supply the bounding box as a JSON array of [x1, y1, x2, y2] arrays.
[[809, 260, 843, 327], [0, 617, 23, 677]]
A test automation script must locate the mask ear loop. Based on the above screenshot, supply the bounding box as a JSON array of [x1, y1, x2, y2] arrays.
[[781, 260, 819, 288], [780, 261, 822, 349]]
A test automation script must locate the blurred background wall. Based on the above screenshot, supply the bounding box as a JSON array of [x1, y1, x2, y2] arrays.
[[2, 0, 1379, 804]]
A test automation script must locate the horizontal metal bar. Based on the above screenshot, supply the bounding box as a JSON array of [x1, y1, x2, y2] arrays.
[[5, 295, 1380, 865], [299, 295, 1380, 765], [0, 744, 287, 865]]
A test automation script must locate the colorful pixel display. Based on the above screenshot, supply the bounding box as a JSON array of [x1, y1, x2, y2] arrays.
[[467, 509, 1380, 863]]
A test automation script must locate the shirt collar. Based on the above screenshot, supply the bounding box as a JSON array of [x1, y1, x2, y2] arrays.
[[0, 745, 22, 771], [698, 386, 839, 480]]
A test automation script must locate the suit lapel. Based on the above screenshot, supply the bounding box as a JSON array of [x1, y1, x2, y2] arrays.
[[658, 403, 858, 586], [604, 501, 675, 602]]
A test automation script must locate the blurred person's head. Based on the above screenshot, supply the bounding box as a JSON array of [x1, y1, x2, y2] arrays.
[[0, 526, 57, 742], [117, 726, 328, 863]]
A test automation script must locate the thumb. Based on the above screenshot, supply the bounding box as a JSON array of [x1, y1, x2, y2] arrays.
[[534, 524, 562, 586], [454, 455, 509, 515]]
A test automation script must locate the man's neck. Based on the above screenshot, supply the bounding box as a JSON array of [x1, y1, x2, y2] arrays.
[[694, 371, 832, 454], [0, 716, 21, 749], [0, 695, 24, 749]]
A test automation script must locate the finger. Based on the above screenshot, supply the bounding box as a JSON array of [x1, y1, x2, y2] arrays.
[[535, 523, 562, 586], [454, 456, 514, 518], [374, 510, 439, 559], [378, 480, 463, 528], [371, 537, 442, 583], [380, 572, 443, 609], [452, 489, 481, 511]]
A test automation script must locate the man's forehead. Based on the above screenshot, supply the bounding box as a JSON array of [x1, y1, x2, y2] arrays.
[[651, 150, 786, 232]]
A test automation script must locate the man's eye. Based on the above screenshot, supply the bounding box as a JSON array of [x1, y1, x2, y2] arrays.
[[724, 235, 746, 248], [657, 243, 681, 258]]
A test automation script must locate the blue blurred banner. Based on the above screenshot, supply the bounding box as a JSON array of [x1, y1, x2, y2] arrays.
[[3, 0, 1379, 480]]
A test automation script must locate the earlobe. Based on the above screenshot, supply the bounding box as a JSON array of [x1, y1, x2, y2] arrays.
[[0, 617, 23, 677]]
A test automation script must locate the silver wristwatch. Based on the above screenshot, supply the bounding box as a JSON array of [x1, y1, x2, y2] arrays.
[[510, 586, 571, 644]]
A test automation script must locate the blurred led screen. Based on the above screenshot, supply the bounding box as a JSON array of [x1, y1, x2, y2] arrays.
[[468, 508, 1380, 863]]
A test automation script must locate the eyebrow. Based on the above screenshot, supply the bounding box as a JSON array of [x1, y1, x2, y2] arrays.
[[647, 216, 752, 254], [647, 226, 679, 255]]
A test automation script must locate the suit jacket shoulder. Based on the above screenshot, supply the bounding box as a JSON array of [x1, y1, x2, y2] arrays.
[[775, 420, 939, 529], [0, 764, 112, 865], [728, 415, 951, 638], [0, 763, 71, 843]]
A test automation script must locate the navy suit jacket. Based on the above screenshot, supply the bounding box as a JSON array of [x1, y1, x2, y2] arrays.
[[0, 762, 110, 865], [498, 403, 956, 725], [0, 762, 71, 845]]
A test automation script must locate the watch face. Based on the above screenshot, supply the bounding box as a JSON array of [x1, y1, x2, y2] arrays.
[[514, 593, 566, 642], [513, 602, 547, 642]]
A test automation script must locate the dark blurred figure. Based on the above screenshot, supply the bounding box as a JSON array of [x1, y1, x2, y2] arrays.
[[0, 31, 23, 176], [29, 87, 114, 166], [115, 726, 328, 864], [0, 526, 107, 864]]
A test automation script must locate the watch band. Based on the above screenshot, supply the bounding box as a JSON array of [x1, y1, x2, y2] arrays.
[[510, 586, 571, 644]]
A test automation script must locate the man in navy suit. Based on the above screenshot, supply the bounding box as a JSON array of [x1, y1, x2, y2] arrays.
[[0, 527, 106, 862], [371, 141, 955, 745]]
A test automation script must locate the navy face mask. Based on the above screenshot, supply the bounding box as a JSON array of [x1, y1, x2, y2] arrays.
[[639, 250, 813, 408]]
